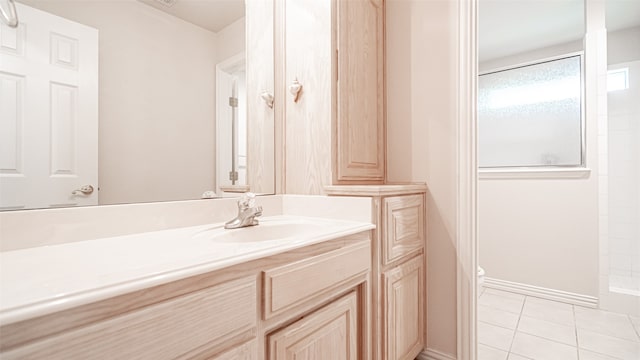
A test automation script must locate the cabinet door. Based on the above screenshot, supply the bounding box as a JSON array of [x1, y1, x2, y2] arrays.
[[268, 292, 359, 360], [335, 0, 385, 183], [283, 0, 333, 195], [383, 256, 425, 360], [246, 0, 275, 194]]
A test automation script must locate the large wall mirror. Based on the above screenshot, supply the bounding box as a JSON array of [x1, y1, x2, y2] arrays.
[[0, 0, 275, 211]]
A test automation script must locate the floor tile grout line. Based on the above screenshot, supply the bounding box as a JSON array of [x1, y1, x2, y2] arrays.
[[518, 312, 578, 329], [628, 314, 640, 339], [477, 342, 509, 354], [577, 347, 627, 360], [479, 293, 528, 316], [478, 303, 523, 316], [513, 327, 582, 348], [575, 321, 640, 343], [508, 350, 535, 360], [515, 328, 577, 347], [507, 295, 527, 354]]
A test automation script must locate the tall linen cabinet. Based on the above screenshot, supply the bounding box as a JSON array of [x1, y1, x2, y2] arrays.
[[276, 0, 386, 194]]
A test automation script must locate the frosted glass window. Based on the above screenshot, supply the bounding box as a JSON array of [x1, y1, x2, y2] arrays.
[[478, 55, 583, 168], [607, 68, 628, 92]]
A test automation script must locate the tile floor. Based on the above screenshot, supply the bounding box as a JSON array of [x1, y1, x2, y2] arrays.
[[478, 288, 640, 360]]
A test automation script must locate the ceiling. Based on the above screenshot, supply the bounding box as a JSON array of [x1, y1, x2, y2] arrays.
[[138, 0, 244, 33], [479, 0, 640, 63]]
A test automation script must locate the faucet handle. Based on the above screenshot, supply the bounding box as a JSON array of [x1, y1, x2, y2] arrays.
[[239, 192, 256, 209]]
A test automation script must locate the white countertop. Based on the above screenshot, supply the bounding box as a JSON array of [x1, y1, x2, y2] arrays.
[[0, 215, 374, 325]]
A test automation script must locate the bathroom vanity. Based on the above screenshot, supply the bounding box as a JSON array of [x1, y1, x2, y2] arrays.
[[0, 215, 374, 359]]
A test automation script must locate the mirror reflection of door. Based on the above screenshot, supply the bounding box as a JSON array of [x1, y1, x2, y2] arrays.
[[0, 3, 98, 210], [215, 53, 247, 197]]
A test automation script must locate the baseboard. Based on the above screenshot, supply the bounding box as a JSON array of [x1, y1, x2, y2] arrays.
[[417, 348, 457, 360], [484, 277, 598, 308]]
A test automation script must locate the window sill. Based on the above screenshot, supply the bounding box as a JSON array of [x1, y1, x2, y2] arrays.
[[479, 167, 591, 180]]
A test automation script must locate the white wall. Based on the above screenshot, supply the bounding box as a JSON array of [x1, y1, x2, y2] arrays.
[[479, 178, 599, 296], [608, 26, 640, 65], [387, 0, 459, 356], [480, 26, 640, 74], [217, 16, 246, 63], [480, 39, 582, 72]]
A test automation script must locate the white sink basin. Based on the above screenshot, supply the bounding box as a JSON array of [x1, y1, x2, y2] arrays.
[[192, 218, 328, 243]]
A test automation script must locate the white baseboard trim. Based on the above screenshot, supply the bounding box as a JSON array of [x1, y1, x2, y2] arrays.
[[417, 348, 457, 360], [484, 277, 598, 308]]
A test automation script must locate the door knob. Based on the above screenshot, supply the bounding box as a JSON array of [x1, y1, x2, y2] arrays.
[[72, 185, 94, 195]]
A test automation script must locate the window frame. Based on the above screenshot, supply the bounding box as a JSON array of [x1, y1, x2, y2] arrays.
[[478, 51, 588, 179]]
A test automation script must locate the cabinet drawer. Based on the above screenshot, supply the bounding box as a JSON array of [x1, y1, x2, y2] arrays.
[[263, 241, 370, 319], [383, 195, 424, 265], [3, 276, 257, 360]]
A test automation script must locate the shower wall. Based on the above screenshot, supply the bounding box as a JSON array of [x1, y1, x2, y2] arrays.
[[607, 59, 640, 295], [598, 26, 640, 314]]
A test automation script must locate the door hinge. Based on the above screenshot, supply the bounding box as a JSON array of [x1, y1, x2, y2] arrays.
[[228, 171, 239, 181], [229, 97, 238, 107]]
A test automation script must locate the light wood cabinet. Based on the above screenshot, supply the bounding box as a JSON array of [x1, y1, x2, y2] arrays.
[[2, 276, 258, 360], [246, 0, 276, 194], [211, 340, 258, 360], [383, 255, 425, 360], [278, 0, 385, 194], [0, 233, 371, 360], [334, 0, 385, 183], [263, 241, 370, 319], [325, 185, 427, 360], [268, 291, 359, 360], [383, 195, 425, 265]]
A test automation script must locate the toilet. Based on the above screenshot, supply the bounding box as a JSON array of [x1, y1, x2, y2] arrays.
[[478, 267, 485, 296]]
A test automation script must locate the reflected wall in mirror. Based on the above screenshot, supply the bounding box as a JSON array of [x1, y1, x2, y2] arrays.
[[0, 0, 275, 211]]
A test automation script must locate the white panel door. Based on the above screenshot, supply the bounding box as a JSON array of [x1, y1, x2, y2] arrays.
[[0, 3, 98, 210], [216, 68, 235, 194]]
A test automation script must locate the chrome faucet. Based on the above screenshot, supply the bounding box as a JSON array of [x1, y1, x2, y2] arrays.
[[224, 192, 263, 229]]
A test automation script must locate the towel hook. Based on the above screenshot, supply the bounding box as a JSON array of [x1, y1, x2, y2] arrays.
[[289, 78, 303, 102], [0, 0, 19, 28], [260, 90, 274, 109]]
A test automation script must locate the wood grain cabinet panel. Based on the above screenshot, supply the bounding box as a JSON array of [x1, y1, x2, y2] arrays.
[[210, 340, 257, 360], [280, 0, 385, 193], [283, 0, 333, 195], [335, 0, 385, 182], [263, 241, 370, 319], [2, 277, 257, 360], [268, 291, 359, 360], [383, 195, 425, 265], [383, 255, 425, 360]]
